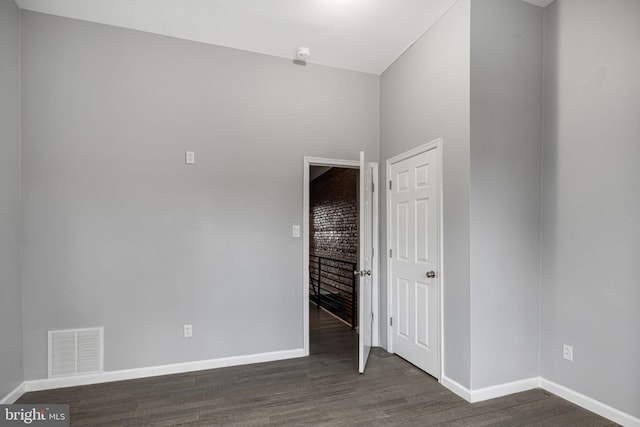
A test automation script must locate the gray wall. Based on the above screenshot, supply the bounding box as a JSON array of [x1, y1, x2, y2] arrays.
[[380, 0, 471, 387], [20, 11, 379, 380], [0, 0, 24, 400], [469, 0, 542, 389], [541, 0, 640, 418], [12, 3, 640, 420]]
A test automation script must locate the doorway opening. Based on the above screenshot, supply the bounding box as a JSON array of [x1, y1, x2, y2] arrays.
[[302, 156, 379, 370], [309, 166, 359, 329]]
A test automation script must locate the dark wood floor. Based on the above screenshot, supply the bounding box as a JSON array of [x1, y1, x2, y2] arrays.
[[17, 307, 617, 426]]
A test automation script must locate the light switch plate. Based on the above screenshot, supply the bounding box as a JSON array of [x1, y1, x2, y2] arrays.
[[292, 225, 300, 238], [185, 151, 195, 165], [183, 324, 193, 338], [562, 344, 573, 361]]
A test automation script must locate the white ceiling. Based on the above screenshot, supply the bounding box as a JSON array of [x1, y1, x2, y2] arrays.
[[14, 0, 552, 75]]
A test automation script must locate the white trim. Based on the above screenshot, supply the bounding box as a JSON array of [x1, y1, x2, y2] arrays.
[[303, 158, 310, 356], [441, 376, 640, 427], [540, 378, 640, 427], [371, 163, 380, 347], [441, 375, 471, 402], [471, 377, 539, 403], [443, 376, 538, 403], [24, 348, 305, 393], [302, 156, 379, 358], [304, 157, 360, 169], [6, 366, 639, 427], [384, 160, 392, 352], [437, 141, 444, 382], [0, 382, 26, 404], [386, 138, 443, 380], [386, 140, 443, 166]]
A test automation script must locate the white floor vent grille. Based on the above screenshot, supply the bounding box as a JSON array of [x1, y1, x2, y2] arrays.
[[48, 327, 104, 378]]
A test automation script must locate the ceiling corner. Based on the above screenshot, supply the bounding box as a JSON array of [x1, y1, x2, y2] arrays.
[[521, 0, 555, 7]]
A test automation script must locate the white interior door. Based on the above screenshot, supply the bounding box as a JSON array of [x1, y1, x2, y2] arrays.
[[358, 151, 373, 373], [389, 146, 440, 378]]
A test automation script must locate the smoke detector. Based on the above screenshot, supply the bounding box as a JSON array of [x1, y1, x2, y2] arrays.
[[295, 47, 311, 63]]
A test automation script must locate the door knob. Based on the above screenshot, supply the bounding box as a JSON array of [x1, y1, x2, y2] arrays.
[[426, 271, 436, 278]]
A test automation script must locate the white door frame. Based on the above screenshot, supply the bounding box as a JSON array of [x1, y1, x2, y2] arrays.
[[386, 139, 444, 381], [303, 156, 379, 357]]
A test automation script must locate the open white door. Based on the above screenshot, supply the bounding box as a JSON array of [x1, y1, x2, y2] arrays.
[[358, 151, 373, 373]]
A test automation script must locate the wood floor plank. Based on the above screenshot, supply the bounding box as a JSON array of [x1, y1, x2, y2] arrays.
[[14, 306, 617, 426]]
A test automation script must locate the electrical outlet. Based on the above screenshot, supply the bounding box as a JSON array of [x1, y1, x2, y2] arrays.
[[183, 324, 193, 338], [563, 344, 573, 361]]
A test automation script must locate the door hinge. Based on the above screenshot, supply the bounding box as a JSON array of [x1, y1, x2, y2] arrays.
[[389, 180, 392, 190], [389, 249, 392, 258], [389, 317, 393, 327], [372, 181, 375, 193], [371, 312, 374, 322], [372, 247, 374, 257]]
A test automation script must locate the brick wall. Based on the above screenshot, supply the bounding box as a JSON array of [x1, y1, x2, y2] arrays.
[[310, 167, 359, 326], [310, 167, 359, 262]]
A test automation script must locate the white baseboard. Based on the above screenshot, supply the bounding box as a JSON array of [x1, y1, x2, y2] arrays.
[[470, 377, 539, 403], [7, 356, 638, 427], [441, 375, 471, 401], [23, 348, 305, 393], [540, 378, 640, 427], [0, 382, 26, 404], [441, 376, 639, 426], [440, 375, 538, 403]]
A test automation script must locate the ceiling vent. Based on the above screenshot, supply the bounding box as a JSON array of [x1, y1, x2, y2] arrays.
[[48, 327, 104, 378]]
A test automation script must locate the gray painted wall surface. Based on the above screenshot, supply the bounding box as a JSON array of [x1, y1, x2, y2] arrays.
[[380, 0, 471, 387], [0, 0, 24, 399], [20, 11, 379, 380], [541, 0, 640, 417], [469, 0, 542, 389]]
